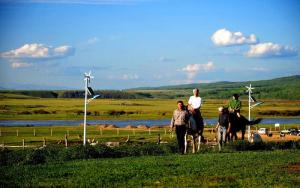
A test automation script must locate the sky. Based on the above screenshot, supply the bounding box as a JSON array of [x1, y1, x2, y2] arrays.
[[0, 0, 300, 90]]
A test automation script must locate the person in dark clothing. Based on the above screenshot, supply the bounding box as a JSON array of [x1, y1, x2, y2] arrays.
[[170, 101, 189, 154], [216, 107, 230, 148]]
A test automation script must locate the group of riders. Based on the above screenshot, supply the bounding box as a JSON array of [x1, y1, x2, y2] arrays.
[[170, 89, 243, 154]]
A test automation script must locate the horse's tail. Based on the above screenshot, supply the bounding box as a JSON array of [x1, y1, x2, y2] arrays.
[[249, 118, 263, 125]]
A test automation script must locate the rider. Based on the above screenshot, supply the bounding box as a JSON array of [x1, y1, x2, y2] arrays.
[[228, 93, 242, 118], [187, 88, 204, 135], [170, 101, 189, 154], [227, 94, 242, 140]]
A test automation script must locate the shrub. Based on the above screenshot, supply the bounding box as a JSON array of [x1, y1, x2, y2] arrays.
[[76, 110, 84, 115], [59, 145, 97, 161], [225, 140, 300, 151], [25, 149, 47, 165], [1, 140, 299, 166], [33, 109, 50, 114], [107, 110, 126, 116], [18, 111, 32, 115]]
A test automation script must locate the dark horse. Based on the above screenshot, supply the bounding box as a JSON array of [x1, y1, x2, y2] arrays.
[[184, 111, 204, 153], [229, 113, 262, 140]]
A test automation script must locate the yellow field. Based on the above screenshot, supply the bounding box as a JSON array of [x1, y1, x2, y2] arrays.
[[1, 98, 299, 120]]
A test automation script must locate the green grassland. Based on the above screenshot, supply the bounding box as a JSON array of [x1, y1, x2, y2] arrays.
[[129, 75, 300, 100], [1, 97, 300, 120], [0, 125, 174, 147], [1, 123, 299, 148], [1, 149, 299, 187]]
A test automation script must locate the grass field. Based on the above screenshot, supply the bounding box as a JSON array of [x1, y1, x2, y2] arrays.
[[0, 97, 299, 187], [1, 124, 299, 148], [1, 150, 299, 187], [1, 98, 300, 120]]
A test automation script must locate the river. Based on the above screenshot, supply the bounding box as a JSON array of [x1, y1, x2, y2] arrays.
[[0, 118, 299, 127]]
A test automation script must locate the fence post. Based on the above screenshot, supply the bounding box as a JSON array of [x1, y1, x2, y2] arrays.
[[157, 134, 161, 144], [17, 129, 19, 137], [148, 128, 151, 135], [100, 128, 103, 136], [43, 137, 46, 147], [117, 128, 119, 136], [164, 128, 166, 136], [125, 134, 130, 142], [65, 134, 68, 148], [33, 129, 36, 136], [50, 128, 53, 136], [22, 139, 25, 150]]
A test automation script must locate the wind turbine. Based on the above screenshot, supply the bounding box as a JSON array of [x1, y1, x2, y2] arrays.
[[245, 84, 264, 140], [83, 71, 99, 146]]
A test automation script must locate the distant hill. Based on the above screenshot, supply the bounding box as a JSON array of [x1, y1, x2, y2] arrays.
[[0, 82, 74, 90], [0, 75, 299, 100], [127, 75, 300, 100]]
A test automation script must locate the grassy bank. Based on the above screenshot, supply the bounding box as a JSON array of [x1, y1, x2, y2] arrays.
[[1, 149, 299, 187], [1, 124, 299, 148], [1, 98, 300, 120]]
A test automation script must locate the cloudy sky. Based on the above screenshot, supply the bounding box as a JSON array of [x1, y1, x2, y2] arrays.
[[0, 0, 299, 89]]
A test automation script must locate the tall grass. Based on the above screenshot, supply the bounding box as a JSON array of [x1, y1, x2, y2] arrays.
[[1, 149, 299, 187]]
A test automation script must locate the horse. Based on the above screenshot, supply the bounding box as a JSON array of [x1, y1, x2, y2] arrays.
[[184, 113, 204, 153], [229, 113, 262, 140]]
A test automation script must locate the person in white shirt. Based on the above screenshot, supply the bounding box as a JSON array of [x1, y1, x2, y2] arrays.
[[187, 88, 204, 137], [188, 88, 202, 110]]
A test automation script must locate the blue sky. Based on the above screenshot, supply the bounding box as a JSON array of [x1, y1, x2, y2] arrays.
[[0, 0, 299, 89]]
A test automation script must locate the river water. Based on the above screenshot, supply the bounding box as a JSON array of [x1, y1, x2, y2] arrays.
[[0, 118, 299, 127]]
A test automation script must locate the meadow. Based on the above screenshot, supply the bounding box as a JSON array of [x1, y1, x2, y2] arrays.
[[1, 95, 299, 187], [1, 97, 300, 120], [1, 149, 299, 187]]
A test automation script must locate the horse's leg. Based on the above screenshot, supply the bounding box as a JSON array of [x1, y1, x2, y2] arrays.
[[197, 135, 201, 152], [241, 130, 245, 140], [234, 132, 238, 140], [230, 132, 235, 141], [184, 133, 187, 154], [191, 135, 195, 154], [219, 129, 222, 151]]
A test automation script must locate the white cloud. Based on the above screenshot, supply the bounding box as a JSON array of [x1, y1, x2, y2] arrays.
[[121, 74, 139, 80], [2, 43, 74, 59], [11, 62, 32, 69], [1, 43, 75, 68], [180, 61, 215, 81], [171, 79, 213, 85], [211, 28, 258, 46], [159, 56, 175, 63], [251, 67, 269, 72], [247, 42, 298, 58], [153, 74, 163, 79], [87, 37, 100, 44]]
